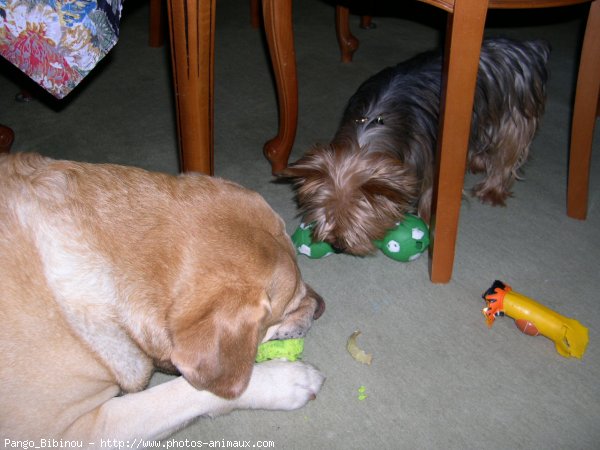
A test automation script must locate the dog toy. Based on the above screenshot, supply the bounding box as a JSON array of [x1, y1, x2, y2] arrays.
[[372, 214, 430, 261], [291, 222, 335, 259], [482, 280, 589, 359], [291, 214, 429, 261], [255, 338, 304, 362]]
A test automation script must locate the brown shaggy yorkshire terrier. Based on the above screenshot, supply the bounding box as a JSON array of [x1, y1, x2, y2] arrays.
[[281, 38, 550, 255]]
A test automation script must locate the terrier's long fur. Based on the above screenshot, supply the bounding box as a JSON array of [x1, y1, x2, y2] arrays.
[[282, 38, 550, 255]]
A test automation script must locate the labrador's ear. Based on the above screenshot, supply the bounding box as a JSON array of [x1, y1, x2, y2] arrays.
[[170, 287, 271, 399]]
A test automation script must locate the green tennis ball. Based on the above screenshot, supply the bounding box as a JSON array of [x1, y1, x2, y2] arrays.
[[255, 338, 304, 362]]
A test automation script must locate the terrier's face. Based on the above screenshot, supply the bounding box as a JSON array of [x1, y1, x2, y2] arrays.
[[281, 144, 419, 255]]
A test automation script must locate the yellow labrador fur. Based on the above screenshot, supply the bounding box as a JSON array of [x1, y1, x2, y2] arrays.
[[0, 153, 325, 445]]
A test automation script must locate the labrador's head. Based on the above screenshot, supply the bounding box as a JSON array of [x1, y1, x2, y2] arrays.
[[167, 184, 324, 399]]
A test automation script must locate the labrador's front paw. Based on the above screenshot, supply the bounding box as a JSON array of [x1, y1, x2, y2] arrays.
[[237, 360, 325, 411]]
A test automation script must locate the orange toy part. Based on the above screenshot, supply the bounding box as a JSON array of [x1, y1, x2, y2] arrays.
[[482, 282, 510, 327]]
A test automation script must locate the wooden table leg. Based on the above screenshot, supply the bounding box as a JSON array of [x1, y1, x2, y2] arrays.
[[262, 0, 298, 174], [166, 0, 215, 174], [428, 0, 488, 283]]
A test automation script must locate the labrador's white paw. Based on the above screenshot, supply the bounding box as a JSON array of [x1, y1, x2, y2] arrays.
[[236, 360, 325, 411]]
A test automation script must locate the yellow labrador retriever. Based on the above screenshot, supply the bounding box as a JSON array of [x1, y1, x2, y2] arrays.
[[0, 153, 325, 446]]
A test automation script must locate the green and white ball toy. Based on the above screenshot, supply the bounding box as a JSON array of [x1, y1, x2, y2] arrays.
[[291, 214, 429, 262], [373, 214, 430, 262], [291, 222, 334, 259]]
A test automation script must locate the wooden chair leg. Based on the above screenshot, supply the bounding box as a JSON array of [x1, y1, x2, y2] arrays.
[[335, 5, 359, 63], [262, 0, 298, 174], [567, 0, 600, 220], [360, 15, 374, 29], [0, 125, 15, 153], [429, 0, 489, 283], [250, 0, 261, 28], [149, 0, 165, 48], [166, 0, 215, 174]]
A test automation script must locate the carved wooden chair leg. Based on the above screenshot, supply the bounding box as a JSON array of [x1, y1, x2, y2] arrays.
[[336, 5, 359, 63], [262, 0, 298, 174]]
